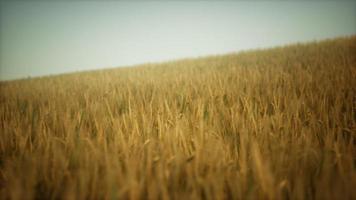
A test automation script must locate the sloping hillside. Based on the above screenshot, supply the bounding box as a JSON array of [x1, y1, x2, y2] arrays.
[[0, 36, 355, 199]]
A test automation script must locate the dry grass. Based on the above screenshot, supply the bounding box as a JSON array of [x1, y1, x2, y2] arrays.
[[0, 36, 355, 200]]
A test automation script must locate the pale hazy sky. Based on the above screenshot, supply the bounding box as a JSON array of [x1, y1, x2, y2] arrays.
[[1, 1, 356, 80]]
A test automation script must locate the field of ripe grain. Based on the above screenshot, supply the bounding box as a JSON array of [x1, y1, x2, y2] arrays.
[[0, 36, 355, 200]]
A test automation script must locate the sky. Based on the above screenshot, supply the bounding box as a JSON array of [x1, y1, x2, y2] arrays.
[[0, 1, 356, 80]]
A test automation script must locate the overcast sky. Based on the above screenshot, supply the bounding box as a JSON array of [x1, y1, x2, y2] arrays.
[[1, 1, 356, 80]]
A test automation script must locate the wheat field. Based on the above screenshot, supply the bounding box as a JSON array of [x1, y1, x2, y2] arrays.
[[0, 36, 355, 200]]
